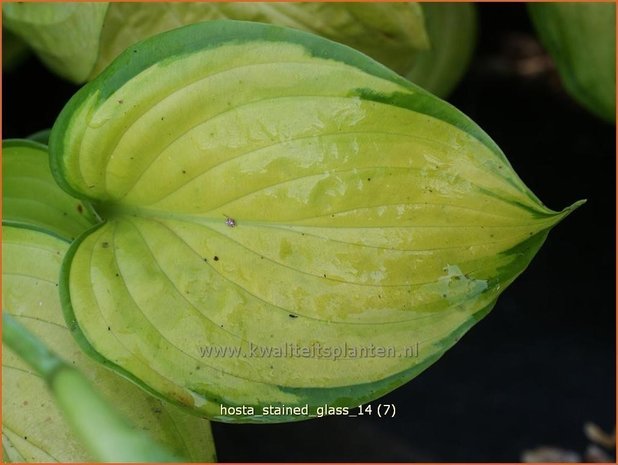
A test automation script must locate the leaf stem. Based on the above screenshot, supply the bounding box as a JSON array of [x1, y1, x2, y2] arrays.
[[2, 313, 182, 463]]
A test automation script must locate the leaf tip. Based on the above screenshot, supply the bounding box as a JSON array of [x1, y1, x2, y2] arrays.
[[564, 198, 587, 213], [553, 198, 586, 225]]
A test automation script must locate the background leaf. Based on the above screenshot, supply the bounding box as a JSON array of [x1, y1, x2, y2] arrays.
[[2, 140, 98, 241], [3, 311, 184, 462], [528, 3, 616, 123], [3, 2, 478, 98], [5, 2, 476, 95], [2, 225, 217, 462], [3, 139, 215, 461], [3, 2, 428, 84], [27, 129, 52, 145], [2, 29, 30, 72], [406, 3, 477, 97], [2, 2, 109, 82], [94, 2, 429, 79]]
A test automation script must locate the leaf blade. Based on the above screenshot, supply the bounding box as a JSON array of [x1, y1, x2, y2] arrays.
[[50, 20, 581, 422], [2, 140, 98, 241]]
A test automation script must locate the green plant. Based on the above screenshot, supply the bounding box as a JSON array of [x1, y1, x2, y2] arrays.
[[2, 2, 476, 97], [48, 20, 580, 422], [528, 3, 616, 122], [3, 313, 181, 462], [2, 141, 216, 462], [406, 3, 477, 97], [3, 13, 586, 461], [2, 29, 29, 71]]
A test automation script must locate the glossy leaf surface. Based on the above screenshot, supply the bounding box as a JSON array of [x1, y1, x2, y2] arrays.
[[50, 21, 580, 422]]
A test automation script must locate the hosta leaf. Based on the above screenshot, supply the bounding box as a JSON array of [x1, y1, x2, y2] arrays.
[[2, 225, 216, 462], [4, 2, 428, 83], [27, 130, 52, 145], [50, 21, 581, 422], [2, 2, 109, 82], [2, 140, 98, 241], [2, 29, 30, 72], [95, 2, 428, 79], [3, 314, 183, 464], [406, 3, 477, 97], [529, 3, 616, 123], [3, 1, 473, 98]]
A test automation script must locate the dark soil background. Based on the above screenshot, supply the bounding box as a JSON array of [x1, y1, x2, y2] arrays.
[[3, 3, 615, 462]]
